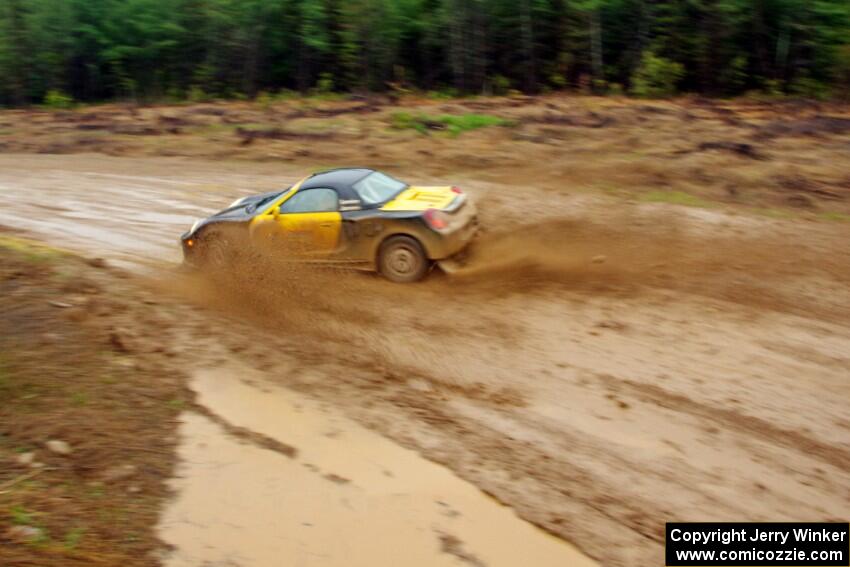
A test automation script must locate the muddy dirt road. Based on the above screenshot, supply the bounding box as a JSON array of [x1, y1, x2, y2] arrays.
[[160, 365, 595, 567], [1, 153, 848, 566]]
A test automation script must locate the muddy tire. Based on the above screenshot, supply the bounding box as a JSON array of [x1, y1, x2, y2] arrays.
[[378, 236, 429, 283]]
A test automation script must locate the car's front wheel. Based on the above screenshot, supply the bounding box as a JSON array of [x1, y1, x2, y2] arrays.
[[200, 233, 232, 271], [378, 235, 429, 283]]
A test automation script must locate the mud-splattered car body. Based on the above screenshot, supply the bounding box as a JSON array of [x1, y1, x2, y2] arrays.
[[180, 168, 478, 282]]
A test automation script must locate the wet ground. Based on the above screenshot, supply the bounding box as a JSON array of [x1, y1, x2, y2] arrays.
[[160, 365, 595, 567], [1, 152, 848, 566], [0, 154, 292, 267]]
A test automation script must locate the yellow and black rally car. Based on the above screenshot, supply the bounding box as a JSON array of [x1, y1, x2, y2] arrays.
[[180, 168, 478, 282]]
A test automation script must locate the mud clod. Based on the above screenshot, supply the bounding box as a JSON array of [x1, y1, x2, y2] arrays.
[[45, 439, 72, 455], [438, 533, 487, 567], [5, 526, 43, 544]]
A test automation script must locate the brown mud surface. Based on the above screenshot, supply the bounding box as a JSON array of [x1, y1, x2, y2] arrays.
[[0, 94, 849, 566]]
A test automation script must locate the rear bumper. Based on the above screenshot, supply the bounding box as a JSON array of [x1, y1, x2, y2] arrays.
[[421, 213, 479, 260]]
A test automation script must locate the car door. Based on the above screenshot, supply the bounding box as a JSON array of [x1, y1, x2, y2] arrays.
[[253, 187, 342, 255]]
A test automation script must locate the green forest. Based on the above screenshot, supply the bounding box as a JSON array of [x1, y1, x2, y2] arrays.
[[1, 0, 849, 106]]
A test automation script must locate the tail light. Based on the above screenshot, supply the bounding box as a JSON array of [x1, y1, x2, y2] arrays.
[[451, 186, 463, 194], [424, 208, 449, 230]]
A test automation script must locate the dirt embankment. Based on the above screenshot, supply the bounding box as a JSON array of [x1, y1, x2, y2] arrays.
[[0, 237, 196, 566], [1, 94, 849, 216]]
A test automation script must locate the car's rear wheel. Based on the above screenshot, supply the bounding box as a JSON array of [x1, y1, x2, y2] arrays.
[[378, 236, 429, 283]]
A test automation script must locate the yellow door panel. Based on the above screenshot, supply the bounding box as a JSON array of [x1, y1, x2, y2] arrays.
[[248, 180, 341, 256], [278, 211, 341, 254], [249, 211, 340, 256]]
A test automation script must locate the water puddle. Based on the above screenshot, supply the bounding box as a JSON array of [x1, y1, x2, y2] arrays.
[[158, 365, 596, 567]]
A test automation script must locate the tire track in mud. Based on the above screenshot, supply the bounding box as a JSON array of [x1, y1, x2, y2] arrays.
[[192, 403, 299, 458], [352, 370, 673, 560], [597, 374, 850, 471], [176, 310, 665, 565], [246, 343, 847, 565], [367, 380, 669, 565]]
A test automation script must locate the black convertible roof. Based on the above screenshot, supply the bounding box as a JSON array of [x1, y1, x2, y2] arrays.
[[301, 167, 374, 191]]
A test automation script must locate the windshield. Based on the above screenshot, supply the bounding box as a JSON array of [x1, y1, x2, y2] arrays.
[[248, 191, 282, 212], [353, 172, 407, 204]]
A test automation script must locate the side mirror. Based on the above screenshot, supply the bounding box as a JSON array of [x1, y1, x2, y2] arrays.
[[273, 206, 281, 220]]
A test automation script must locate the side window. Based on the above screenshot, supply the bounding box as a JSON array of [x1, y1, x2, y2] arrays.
[[279, 188, 339, 213]]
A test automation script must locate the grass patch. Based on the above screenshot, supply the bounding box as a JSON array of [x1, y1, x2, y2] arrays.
[[63, 527, 85, 550], [70, 391, 89, 406], [190, 122, 250, 135], [752, 208, 794, 219], [390, 112, 513, 136], [817, 211, 850, 222], [7, 506, 50, 546], [10, 505, 37, 526], [0, 236, 67, 263], [639, 190, 714, 208]]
